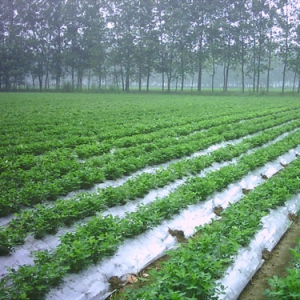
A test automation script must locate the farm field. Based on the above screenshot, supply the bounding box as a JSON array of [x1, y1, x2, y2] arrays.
[[1, 92, 300, 300]]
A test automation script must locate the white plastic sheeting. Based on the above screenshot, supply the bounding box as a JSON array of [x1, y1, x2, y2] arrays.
[[0, 132, 252, 276], [0, 127, 292, 228], [215, 194, 300, 300], [0, 226, 73, 279], [1, 129, 299, 295], [0, 159, 232, 277], [0, 131, 249, 228], [60, 134, 249, 199], [46, 146, 300, 300]]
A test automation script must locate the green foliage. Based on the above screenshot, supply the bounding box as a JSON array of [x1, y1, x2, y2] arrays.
[[264, 240, 300, 299], [1, 94, 300, 298]]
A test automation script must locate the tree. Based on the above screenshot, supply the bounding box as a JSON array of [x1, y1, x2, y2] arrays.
[[190, 0, 212, 92], [265, 5, 277, 92], [63, 0, 89, 91], [1, 0, 300, 92], [0, 0, 30, 89], [46, 0, 64, 90], [275, 0, 296, 93]]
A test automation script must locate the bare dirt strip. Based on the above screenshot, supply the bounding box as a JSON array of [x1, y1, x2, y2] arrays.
[[238, 216, 300, 300], [109, 216, 300, 300]]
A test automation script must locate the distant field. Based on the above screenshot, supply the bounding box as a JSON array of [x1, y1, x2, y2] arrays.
[[1, 93, 300, 299]]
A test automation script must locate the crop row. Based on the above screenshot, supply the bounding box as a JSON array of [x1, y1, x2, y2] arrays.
[[1, 106, 297, 172], [117, 158, 300, 299], [1, 119, 299, 256], [1, 99, 298, 155], [0, 127, 300, 299], [72, 107, 300, 159], [0, 102, 265, 154], [73, 108, 299, 160], [0, 109, 299, 217], [264, 238, 300, 299]]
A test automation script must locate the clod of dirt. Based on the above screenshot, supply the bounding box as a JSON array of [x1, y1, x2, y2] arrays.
[[260, 173, 268, 180], [262, 248, 271, 260], [242, 188, 251, 195], [108, 274, 138, 290], [288, 213, 298, 222], [168, 228, 187, 243], [213, 205, 224, 216], [126, 274, 138, 284], [108, 276, 124, 290], [280, 162, 287, 168]]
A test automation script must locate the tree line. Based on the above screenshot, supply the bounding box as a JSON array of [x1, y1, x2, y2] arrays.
[[1, 0, 300, 93]]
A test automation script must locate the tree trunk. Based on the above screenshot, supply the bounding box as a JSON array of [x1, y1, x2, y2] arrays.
[[114, 64, 118, 88], [146, 70, 150, 92], [77, 70, 82, 91], [252, 36, 256, 92], [97, 65, 102, 89], [38, 75, 43, 91], [241, 39, 245, 93], [71, 65, 75, 91], [56, 77, 60, 90], [191, 72, 194, 91], [181, 51, 184, 92], [125, 76, 129, 92], [121, 66, 125, 91], [223, 65, 226, 92], [138, 73, 142, 92], [138, 61, 142, 92], [55, 26, 62, 90], [197, 57, 202, 92], [31, 73, 35, 89], [197, 28, 203, 92], [161, 51, 165, 92], [241, 63, 245, 93], [87, 68, 91, 90], [212, 56, 216, 92], [266, 53, 271, 93], [125, 64, 130, 92], [44, 69, 49, 90], [167, 76, 171, 92], [282, 63, 287, 94], [256, 34, 262, 92], [293, 69, 297, 93], [103, 67, 107, 88], [223, 64, 230, 92], [98, 74, 102, 89]]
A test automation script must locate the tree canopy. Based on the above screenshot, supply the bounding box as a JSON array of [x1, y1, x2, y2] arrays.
[[1, 0, 300, 92]]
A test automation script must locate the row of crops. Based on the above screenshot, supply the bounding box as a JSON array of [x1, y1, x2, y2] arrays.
[[265, 237, 300, 298], [1, 93, 300, 299]]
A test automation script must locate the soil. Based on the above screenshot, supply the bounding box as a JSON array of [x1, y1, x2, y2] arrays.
[[238, 216, 300, 300], [109, 218, 300, 300], [107, 215, 300, 300]]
